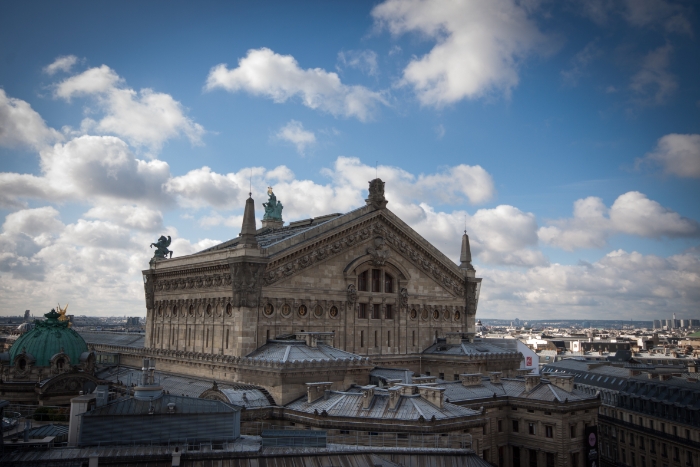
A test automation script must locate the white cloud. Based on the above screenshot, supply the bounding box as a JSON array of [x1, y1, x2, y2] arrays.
[[165, 166, 247, 210], [637, 133, 700, 178], [275, 120, 316, 155], [479, 249, 700, 320], [0, 135, 173, 208], [205, 48, 387, 121], [623, 0, 692, 35], [43, 55, 79, 75], [372, 0, 550, 106], [84, 205, 164, 232], [539, 191, 700, 250], [337, 50, 379, 76], [630, 43, 677, 106], [55, 65, 204, 152], [0, 89, 63, 150]]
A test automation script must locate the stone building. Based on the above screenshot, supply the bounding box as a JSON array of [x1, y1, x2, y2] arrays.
[[543, 359, 700, 467], [143, 178, 481, 365]]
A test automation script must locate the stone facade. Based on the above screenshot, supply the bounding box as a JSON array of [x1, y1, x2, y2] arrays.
[[142, 179, 481, 362]]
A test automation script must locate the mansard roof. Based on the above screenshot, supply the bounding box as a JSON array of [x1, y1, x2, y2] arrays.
[[286, 386, 480, 421], [439, 377, 596, 404], [246, 339, 365, 363], [423, 338, 520, 357]]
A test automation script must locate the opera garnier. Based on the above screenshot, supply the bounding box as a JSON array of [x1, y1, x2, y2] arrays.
[[1, 179, 601, 466]]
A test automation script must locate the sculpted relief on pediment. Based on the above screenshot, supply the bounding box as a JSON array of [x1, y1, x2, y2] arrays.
[[263, 218, 465, 298]]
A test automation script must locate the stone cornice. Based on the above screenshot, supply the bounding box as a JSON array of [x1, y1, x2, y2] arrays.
[[91, 344, 373, 372]]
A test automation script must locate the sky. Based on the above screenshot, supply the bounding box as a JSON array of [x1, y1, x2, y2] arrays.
[[0, 0, 698, 321]]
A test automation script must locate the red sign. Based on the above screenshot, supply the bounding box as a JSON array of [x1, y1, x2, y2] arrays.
[[526, 356, 532, 367]]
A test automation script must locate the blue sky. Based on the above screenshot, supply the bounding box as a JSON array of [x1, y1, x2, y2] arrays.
[[0, 0, 698, 320]]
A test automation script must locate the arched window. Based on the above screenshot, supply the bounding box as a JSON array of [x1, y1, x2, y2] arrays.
[[56, 357, 65, 370], [18, 358, 26, 370]]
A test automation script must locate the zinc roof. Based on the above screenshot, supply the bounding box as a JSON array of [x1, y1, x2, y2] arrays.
[[423, 339, 519, 357], [286, 389, 479, 421], [83, 394, 237, 417], [246, 341, 363, 363], [371, 368, 415, 384], [439, 378, 595, 403], [78, 331, 145, 348]]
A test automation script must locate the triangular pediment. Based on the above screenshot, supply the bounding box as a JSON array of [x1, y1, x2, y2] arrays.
[[263, 209, 466, 298]]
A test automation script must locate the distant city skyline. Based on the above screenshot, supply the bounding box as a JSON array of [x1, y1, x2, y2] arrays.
[[0, 1, 698, 319]]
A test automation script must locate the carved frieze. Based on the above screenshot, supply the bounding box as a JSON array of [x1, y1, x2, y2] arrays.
[[263, 218, 465, 297]]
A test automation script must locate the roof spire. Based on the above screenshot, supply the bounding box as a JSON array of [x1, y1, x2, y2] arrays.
[[459, 231, 475, 271], [239, 194, 258, 248]]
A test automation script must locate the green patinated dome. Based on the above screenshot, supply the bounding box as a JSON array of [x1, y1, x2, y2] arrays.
[[9, 309, 88, 367]]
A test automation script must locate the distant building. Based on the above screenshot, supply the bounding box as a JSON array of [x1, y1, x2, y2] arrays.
[[23, 310, 30, 322], [653, 320, 661, 329]]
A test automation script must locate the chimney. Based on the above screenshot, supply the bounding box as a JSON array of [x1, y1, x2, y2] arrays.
[[239, 196, 258, 248], [388, 386, 402, 410], [396, 384, 418, 395], [551, 375, 574, 392], [490, 372, 502, 384], [525, 375, 541, 392], [460, 374, 483, 387], [67, 393, 97, 446], [445, 332, 463, 345], [459, 232, 475, 271], [361, 385, 376, 409], [306, 382, 332, 403], [418, 386, 445, 409], [412, 376, 437, 384]]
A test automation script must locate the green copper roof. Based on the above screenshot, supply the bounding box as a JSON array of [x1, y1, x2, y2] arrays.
[[9, 309, 89, 367]]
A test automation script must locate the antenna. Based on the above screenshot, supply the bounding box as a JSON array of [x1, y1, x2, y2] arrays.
[[249, 169, 252, 197], [464, 215, 467, 234]]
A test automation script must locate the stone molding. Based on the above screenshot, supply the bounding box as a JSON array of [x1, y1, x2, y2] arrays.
[[91, 344, 373, 371], [263, 216, 466, 297]]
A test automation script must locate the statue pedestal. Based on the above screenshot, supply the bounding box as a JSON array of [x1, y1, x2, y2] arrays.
[[262, 219, 284, 229]]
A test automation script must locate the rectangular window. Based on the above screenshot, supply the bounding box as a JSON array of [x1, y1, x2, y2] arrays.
[[661, 443, 667, 458], [639, 436, 645, 450], [226, 329, 230, 349], [570, 452, 579, 467], [360, 330, 364, 348], [371, 269, 381, 292], [358, 271, 368, 291], [483, 449, 490, 462], [529, 449, 537, 467], [359, 303, 367, 319], [641, 456, 646, 467], [387, 331, 391, 347], [570, 425, 576, 438], [385, 304, 393, 319], [412, 330, 415, 346], [454, 374, 459, 381], [621, 449, 626, 464], [374, 330, 378, 347], [499, 446, 505, 467], [649, 439, 656, 454], [528, 423, 536, 435], [513, 420, 519, 432], [545, 425, 553, 438], [673, 447, 679, 461], [265, 329, 270, 342], [630, 434, 635, 446], [372, 303, 381, 319], [546, 452, 555, 467], [439, 372, 444, 380], [206, 328, 209, 347], [620, 430, 625, 443], [498, 420, 503, 432], [384, 274, 393, 293], [513, 447, 521, 467]]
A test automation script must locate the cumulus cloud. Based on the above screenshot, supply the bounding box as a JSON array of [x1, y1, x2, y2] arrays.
[[372, 0, 550, 106], [0, 89, 63, 150], [637, 133, 700, 178], [84, 205, 164, 231], [54, 65, 204, 152], [539, 191, 700, 250], [480, 249, 700, 320], [205, 48, 387, 121], [0, 135, 173, 208], [630, 43, 677, 106], [43, 55, 79, 75], [623, 0, 693, 35], [275, 120, 316, 155], [165, 166, 248, 210], [337, 50, 379, 76]]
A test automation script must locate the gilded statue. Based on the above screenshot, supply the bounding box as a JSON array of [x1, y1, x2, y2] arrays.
[[57, 303, 71, 327], [263, 187, 284, 221]]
